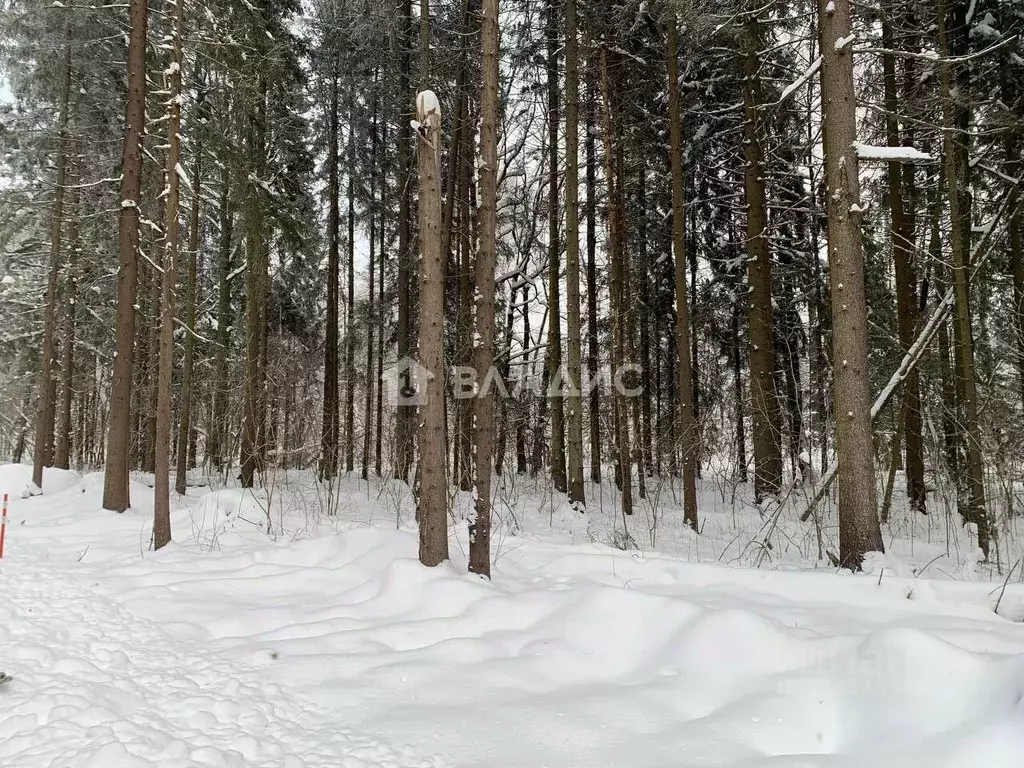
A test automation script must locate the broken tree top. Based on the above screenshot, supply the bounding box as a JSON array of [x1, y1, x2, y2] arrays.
[[416, 90, 440, 118]]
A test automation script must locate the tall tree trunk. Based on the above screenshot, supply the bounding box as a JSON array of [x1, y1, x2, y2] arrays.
[[395, 0, 415, 481], [666, 17, 698, 530], [454, 118, 475, 491], [563, 0, 585, 506], [777, 246, 806, 478], [495, 284, 517, 476], [175, 139, 201, 495], [145, 246, 160, 474], [415, 91, 448, 567], [322, 71, 340, 482], [154, 0, 183, 550], [585, 69, 601, 483], [1000, 55, 1022, 405], [882, 12, 925, 514], [363, 82, 379, 480], [209, 167, 232, 472], [375, 111, 387, 476], [818, 0, 883, 568], [419, 0, 430, 88], [470, 0, 499, 577], [131, 280, 146, 472], [688, 196, 700, 478], [240, 84, 268, 489], [732, 283, 747, 482], [527, 292, 542, 477], [345, 85, 356, 474], [34, 18, 72, 490], [653, 308, 665, 477], [532, 308, 551, 478], [637, 160, 654, 488], [806, 21, 829, 478], [741, 10, 783, 503], [546, 0, 567, 494], [600, 48, 633, 517], [104, 0, 147, 511], [930, 174, 960, 484], [441, 0, 473, 276], [619, 145, 646, 500], [938, 0, 989, 558], [1010, 138, 1024, 408], [55, 166, 78, 471]]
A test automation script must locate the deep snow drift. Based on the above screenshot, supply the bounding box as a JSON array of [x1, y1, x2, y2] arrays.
[[1, 462, 1023, 767]]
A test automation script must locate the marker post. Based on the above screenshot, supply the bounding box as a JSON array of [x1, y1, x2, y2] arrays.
[[0, 493, 8, 558]]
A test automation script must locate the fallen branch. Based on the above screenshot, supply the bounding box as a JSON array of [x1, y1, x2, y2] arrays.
[[800, 188, 1018, 523]]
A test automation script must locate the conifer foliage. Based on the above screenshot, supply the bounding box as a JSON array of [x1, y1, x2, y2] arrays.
[[1, 0, 1022, 571]]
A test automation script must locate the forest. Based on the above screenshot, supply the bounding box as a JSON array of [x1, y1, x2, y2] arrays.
[[0, 0, 1022, 576]]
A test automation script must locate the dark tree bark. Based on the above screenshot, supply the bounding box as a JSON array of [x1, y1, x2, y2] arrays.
[[546, 0, 567, 493], [938, 0, 989, 557], [209, 167, 233, 472], [454, 112, 475, 492], [395, 0, 415, 482], [321, 71, 340, 482], [55, 164, 79, 472], [345, 84, 356, 474], [600, 47, 633, 517], [375, 111, 387, 477], [563, 0, 585, 506], [882, 12, 926, 514], [666, 17, 698, 530], [104, 0, 147, 511], [741, 9, 783, 503], [731, 282, 747, 482], [175, 140, 202, 496], [469, 0, 499, 577], [585, 69, 601, 483], [1011, 141, 1024, 408], [154, 0, 183, 550], [33, 20, 72, 490], [240, 84, 269, 489], [363, 82, 379, 481], [415, 90, 449, 567], [818, 0, 884, 568]]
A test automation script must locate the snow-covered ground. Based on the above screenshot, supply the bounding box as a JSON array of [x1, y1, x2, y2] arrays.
[[2, 462, 1023, 767]]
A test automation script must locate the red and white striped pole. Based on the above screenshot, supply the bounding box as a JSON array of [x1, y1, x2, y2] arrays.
[[0, 493, 8, 559]]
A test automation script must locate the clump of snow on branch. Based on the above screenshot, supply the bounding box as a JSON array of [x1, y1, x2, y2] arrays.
[[853, 143, 934, 163]]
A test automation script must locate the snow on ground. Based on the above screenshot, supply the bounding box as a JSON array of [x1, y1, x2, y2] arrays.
[[2, 462, 1024, 767]]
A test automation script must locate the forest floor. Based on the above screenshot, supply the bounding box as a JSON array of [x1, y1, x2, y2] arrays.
[[1, 462, 1024, 767]]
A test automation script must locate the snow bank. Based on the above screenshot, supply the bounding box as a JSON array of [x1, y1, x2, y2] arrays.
[[2, 466, 1024, 767], [0, 561, 445, 767], [105, 525, 1024, 768], [0, 463, 80, 498]]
